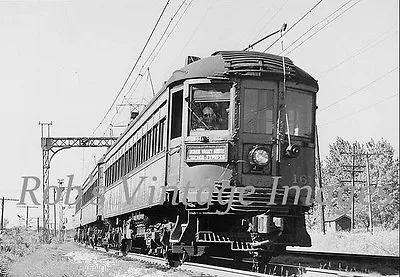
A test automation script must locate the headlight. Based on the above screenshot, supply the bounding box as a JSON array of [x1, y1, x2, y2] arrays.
[[249, 146, 270, 166]]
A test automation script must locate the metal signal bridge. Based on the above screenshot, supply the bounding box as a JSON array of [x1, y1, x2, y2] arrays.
[[39, 122, 117, 242]]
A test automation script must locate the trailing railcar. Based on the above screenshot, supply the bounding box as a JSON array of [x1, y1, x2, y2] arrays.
[[76, 50, 318, 270], [75, 159, 105, 235]]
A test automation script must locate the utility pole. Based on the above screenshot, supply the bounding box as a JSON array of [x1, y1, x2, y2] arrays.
[[57, 179, 65, 240], [341, 145, 378, 231], [350, 145, 357, 230], [341, 144, 365, 230], [1, 197, 19, 229], [365, 154, 374, 234], [17, 205, 39, 229], [53, 185, 57, 236], [315, 125, 326, 234]]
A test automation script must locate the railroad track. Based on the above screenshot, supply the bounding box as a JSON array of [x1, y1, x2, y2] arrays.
[[285, 249, 400, 264], [198, 255, 378, 277], [77, 243, 391, 276], [280, 250, 399, 275], [80, 244, 269, 277]]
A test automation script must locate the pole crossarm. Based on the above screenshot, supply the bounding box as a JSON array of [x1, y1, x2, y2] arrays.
[[41, 137, 117, 150], [1, 198, 19, 202]]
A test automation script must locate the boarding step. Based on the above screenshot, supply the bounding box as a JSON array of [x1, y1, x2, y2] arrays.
[[196, 231, 255, 251], [197, 231, 232, 243]]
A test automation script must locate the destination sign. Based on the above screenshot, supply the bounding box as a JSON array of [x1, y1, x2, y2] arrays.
[[186, 144, 228, 162]]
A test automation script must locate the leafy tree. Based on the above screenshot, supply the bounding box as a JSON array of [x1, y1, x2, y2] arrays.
[[309, 137, 399, 231]]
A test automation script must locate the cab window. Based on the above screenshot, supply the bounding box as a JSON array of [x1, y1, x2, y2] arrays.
[[189, 83, 230, 134], [286, 90, 313, 139]]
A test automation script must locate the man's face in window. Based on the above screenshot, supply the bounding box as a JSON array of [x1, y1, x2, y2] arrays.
[[202, 107, 216, 125]]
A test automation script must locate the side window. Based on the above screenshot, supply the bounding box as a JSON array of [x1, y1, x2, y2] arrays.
[[137, 139, 142, 165], [171, 90, 183, 139], [152, 124, 158, 155], [159, 119, 165, 152]]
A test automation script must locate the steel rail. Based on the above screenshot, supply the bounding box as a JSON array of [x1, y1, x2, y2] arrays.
[[78, 243, 383, 276], [285, 249, 400, 263]]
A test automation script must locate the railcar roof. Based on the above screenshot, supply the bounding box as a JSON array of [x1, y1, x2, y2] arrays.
[[166, 50, 318, 90], [102, 50, 318, 161]]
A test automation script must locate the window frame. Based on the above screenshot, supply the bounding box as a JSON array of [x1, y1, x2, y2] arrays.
[[242, 87, 275, 135], [285, 87, 316, 141], [185, 79, 233, 137]]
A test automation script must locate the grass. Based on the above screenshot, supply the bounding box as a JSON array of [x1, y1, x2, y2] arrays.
[[279, 229, 399, 275], [1, 227, 398, 276], [0, 228, 41, 276], [306, 229, 399, 256], [0, 228, 86, 277], [0, 228, 192, 277]]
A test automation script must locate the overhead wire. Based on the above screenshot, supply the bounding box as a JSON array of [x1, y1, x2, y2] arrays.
[[263, 0, 324, 52], [92, 0, 170, 136], [318, 29, 398, 78], [319, 92, 399, 127], [247, 0, 290, 48], [280, 0, 355, 55], [103, 0, 188, 134], [318, 66, 399, 112], [282, 0, 363, 55], [167, 1, 214, 74], [103, 0, 193, 136], [126, 0, 192, 101]]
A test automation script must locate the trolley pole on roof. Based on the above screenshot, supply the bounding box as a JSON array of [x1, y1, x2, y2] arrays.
[[243, 23, 287, 51], [39, 122, 117, 243]]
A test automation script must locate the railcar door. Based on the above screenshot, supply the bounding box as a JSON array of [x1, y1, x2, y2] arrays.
[[239, 79, 279, 187], [167, 86, 184, 187]]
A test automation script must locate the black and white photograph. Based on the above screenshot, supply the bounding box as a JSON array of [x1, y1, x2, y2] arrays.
[[0, 0, 398, 276]]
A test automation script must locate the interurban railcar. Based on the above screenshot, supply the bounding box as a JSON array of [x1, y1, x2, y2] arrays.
[[75, 50, 319, 268]]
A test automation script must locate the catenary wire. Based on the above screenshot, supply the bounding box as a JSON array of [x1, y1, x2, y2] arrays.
[[248, 0, 290, 48], [283, 0, 362, 55], [92, 0, 170, 136], [105, 0, 189, 128], [103, 0, 193, 136], [263, 0, 324, 52], [280, 0, 354, 55], [319, 92, 399, 127], [318, 29, 398, 78], [319, 66, 399, 112], [167, 1, 214, 75]]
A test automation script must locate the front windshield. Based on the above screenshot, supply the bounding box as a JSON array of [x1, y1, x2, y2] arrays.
[[285, 90, 314, 139], [189, 83, 230, 133], [243, 88, 274, 134]]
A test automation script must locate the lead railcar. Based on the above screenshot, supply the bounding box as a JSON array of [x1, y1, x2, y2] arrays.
[[75, 50, 318, 270]]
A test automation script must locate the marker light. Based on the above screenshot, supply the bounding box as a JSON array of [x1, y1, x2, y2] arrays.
[[249, 146, 270, 166], [286, 144, 301, 158]]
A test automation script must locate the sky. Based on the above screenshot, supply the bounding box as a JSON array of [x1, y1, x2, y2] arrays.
[[0, 0, 398, 227]]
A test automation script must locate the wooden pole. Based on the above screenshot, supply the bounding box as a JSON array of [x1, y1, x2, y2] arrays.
[[315, 125, 326, 234], [365, 154, 373, 233], [1, 197, 4, 230], [351, 144, 356, 230]]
